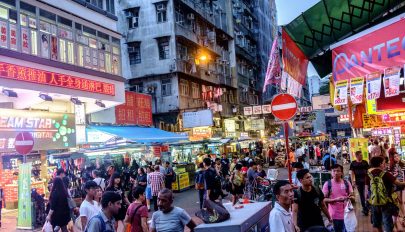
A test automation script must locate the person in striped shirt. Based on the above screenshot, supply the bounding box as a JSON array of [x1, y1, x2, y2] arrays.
[[149, 165, 165, 211]]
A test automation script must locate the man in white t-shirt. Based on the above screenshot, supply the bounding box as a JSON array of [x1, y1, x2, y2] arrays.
[[92, 170, 105, 191], [80, 181, 101, 230], [269, 180, 295, 232]]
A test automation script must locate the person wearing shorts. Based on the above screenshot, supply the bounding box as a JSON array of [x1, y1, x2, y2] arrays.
[[146, 166, 153, 211]]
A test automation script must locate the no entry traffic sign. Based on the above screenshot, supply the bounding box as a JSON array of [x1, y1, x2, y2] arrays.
[[14, 132, 34, 155], [271, 93, 298, 121]]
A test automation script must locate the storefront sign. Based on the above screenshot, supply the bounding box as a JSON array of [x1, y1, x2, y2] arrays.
[[312, 95, 331, 110], [334, 80, 348, 105], [190, 127, 212, 141], [349, 77, 364, 104], [224, 119, 236, 132], [332, 17, 405, 81], [0, 20, 7, 48], [393, 128, 400, 147], [253, 106, 262, 115], [115, 91, 153, 126], [243, 106, 252, 116], [337, 131, 345, 137], [349, 138, 369, 161], [250, 119, 265, 130], [366, 72, 381, 100], [298, 106, 312, 113], [9, 23, 17, 50], [262, 105, 271, 114], [282, 29, 308, 85], [183, 109, 213, 128], [371, 127, 393, 136], [362, 114, 387, 129], [0, 62, 115, 95], [0, 109, 76, 151], [338, 114, 350, 123], [383, 66, 401, 98], [17, 162, 32, 229]]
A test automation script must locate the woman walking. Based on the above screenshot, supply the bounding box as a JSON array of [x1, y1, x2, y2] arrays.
[[195, 163, 205, 209], [106, 172, 130, 232], [230, 164, 245, 205], [145, 166, 153, 211], [46, 177, 71, 232], [136, 167, 147, 190]]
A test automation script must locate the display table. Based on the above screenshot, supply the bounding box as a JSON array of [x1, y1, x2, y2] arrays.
[[195, 202, 271, 232]]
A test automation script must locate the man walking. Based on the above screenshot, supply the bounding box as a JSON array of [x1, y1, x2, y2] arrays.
[[85, 191, 122, 232], [149, 165, 165, 211], [150, 188, 196, 232], [269, 180, 295, 232], [220, 153, 230, 178], [80, 181, 101, 230], [322, 164, 354, 232], [349, 151, 369, 215], [92, 170, 106, 191], [203, 158, 223, 201], [164, 162, 174, 190], [293, 169, 332, 232], [366, 156, 405, 232]]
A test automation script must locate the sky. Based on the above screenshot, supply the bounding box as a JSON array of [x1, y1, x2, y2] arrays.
[[275, 0, 321, 77]]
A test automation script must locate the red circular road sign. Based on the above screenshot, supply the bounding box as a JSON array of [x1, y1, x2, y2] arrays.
[[271, 93, 298, 121], [14, 132, 34, 155]]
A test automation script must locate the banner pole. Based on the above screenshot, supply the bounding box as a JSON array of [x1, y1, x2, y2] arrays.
[[284, 121, 292, 183]]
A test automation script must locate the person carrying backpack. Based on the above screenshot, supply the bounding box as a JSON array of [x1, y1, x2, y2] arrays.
[[322, 164, 354, 232], [124, 187, 149, 232], [85, 191, 122, 232], [203, 158, 224, 201], [195, 163, 205, 209], [366, 156, 405, 232]]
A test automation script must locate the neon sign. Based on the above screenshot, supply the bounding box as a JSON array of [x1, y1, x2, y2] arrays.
[[0, 61, 115, 95]]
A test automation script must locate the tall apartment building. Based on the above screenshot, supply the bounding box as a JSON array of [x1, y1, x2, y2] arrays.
[[117, 0, 236, 131], [232, 0, 277, 110]]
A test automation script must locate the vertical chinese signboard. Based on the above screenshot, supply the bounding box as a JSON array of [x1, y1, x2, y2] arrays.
[[17, 162, 32, 229], [115, 91, 153, 126]]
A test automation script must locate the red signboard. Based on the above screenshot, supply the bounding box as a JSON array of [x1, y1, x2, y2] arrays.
[[271, 93, 298, 121], [0, 62, 115, 95], [14, 132, 34, 155], [115, 91, 153, 126], [332, 18, 405, 81], [282, 29, 308, 85]]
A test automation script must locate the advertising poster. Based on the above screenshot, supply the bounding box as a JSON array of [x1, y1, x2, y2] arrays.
[[0, 20, 7, 48], [115, 91, 153, 126], [349, 77, 364, 104], [282, 29, 308, 85], [182, 109, 213, 128], [244, 106, 252, 116], [349, 138, 369, 161], [50, 35, 58, 60], [334, 80, 348, 105], [17, 162, 32, 229], [21, 27, 29, 54], [366, 72, 381, 100], [40, 33, 49, 58], [383, 66, 401, 97], [9, 23, 17, 50]]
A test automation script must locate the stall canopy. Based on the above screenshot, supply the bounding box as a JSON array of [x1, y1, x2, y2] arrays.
[[90, 126, 188, 144], [284, 0, 405, 77]]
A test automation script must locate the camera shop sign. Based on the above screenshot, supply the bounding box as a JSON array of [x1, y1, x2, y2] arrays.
[[0, 109, 76, 151]]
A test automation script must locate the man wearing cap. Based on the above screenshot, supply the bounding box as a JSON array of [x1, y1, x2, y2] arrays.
[[80, 180, 101, 230]]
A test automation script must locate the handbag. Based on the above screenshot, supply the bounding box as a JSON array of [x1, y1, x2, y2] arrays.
[[42, 221, 53, 232], [344, 201, 357, 232]]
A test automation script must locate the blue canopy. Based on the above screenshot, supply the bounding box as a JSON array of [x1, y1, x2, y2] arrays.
[[90, 126, 188, 144]]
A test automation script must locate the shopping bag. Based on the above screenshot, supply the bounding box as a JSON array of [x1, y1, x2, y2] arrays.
[[344, 201, 357, 232], [195, 199, 230, 223], [42, 221, 53, 232]]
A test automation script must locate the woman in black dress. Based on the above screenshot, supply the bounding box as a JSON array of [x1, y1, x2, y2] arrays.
[[105, 172, 130, 231], [136, 167, 147, 190], [46, 177, 70, 232]]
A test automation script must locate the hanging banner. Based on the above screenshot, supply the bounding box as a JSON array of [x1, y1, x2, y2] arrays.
[[349, 138, 369, 161], [282, 29, 308, 85], [280, 71, 288, 91], [334, 80, 348, 105], [263, 36, 281, 92], [366, 72, 381, 100], [287, 75, 302, 98], [383, 66, 401, 98], [244, 106, 252, 116], [332, 17, 405, 81], [0, 20, 8, 48], [17, 162, 32, 229], [349, 77, 364, 104]]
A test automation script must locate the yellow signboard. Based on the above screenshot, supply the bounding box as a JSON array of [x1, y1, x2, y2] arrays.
[[349, 138, 369, 161], [362, 114, 388, 128]]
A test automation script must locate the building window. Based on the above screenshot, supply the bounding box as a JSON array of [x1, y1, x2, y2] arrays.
[[191, 82, 200, 98], [155, 2, 167, 23], [106, 0, 115, 14], [161, 79, 171, 96], [125, 7, 139, 29], [128, 42, 141, 64], [157, 37, 169, 60], [86, 0, 103, 8], [180, 79, 189, 96], [175, 8, 184, 25]]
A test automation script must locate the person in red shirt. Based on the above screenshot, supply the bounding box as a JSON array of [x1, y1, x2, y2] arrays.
[[124, 187, 149, 232]]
